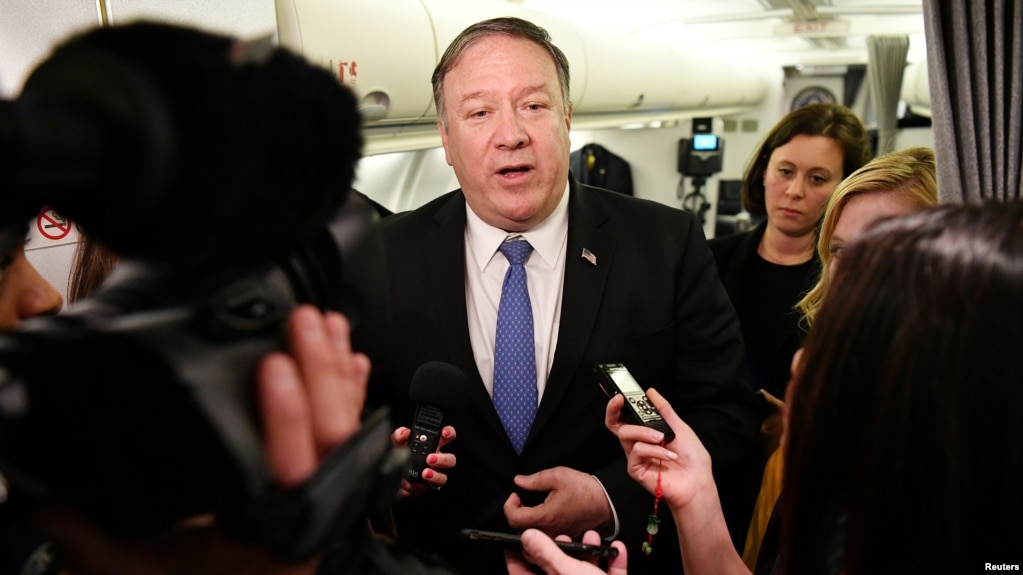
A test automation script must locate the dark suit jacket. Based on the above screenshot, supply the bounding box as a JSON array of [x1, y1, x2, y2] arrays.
[[570, 143, 634, 196], [374, 179, 761, 574]]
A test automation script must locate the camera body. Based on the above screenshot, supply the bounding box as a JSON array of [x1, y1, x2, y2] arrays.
[[0, 192, 400, 560], [0, 21, 403, 561]]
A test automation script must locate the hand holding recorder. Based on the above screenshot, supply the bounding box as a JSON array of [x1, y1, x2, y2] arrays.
[[595, 364, 675, 443], [391, 361, 464, 496], [605, 387, 719, 521]]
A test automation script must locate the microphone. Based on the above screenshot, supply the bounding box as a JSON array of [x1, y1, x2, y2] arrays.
[[406, 362, 467, 484], [0, 22, 362, 267]]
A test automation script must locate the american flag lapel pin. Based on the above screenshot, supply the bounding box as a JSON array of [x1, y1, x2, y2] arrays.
[[581, 248, 597, 266]]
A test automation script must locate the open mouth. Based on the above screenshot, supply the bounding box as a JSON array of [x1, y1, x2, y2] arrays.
[[498, 165, 531, 175]]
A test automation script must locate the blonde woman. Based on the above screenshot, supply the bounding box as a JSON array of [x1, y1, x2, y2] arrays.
[[743, 146, 939, 571], [797, 146, 939, 327]]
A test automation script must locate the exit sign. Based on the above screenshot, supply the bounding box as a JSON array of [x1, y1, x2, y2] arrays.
[[774, 19, 852, 36]]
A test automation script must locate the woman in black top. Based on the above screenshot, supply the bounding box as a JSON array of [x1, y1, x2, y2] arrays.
[[708, 104, 870, 560], [708, 103, 871, 401]]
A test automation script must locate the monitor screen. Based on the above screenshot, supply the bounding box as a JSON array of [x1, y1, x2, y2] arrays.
[[692, 134, 719, 151]]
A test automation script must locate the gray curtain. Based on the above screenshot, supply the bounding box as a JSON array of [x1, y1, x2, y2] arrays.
[[867, 36, 910, 155], [923, 0, 1023, 203]]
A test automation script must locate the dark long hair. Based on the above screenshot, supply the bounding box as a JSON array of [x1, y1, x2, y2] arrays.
[[68, 236, 119, 303], [782, 202, 1023, 574]]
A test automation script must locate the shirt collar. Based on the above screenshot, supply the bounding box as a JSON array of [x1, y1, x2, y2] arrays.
[[466, 180, 570, 272]]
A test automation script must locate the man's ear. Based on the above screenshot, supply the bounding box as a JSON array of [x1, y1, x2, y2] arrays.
[[437, 119, 453, 166]]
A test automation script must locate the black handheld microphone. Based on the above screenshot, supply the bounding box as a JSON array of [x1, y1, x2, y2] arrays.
[[406, 362, 467, 484]]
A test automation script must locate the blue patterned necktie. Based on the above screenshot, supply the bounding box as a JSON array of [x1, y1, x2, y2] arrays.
[[493, 238, 537, 454]]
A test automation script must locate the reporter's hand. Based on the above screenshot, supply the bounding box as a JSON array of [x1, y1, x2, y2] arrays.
[[391, 425, 457, 496], [758, 389, 785, 455], [37, 306, 370, 575], [503, 468, 613, 537], [604, 389, 713, 513], [505, 529, 628, 575], [607, 391, 752, 575], [260, 305, 371, 486]]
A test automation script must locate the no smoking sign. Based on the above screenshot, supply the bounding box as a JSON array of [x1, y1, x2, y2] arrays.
[[37, 208, 72, 240], [27, 207, 80, 250]]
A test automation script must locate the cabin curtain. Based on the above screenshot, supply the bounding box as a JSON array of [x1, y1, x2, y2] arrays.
[[923, 0, 1023, 203], [867, 36, 909, 156]]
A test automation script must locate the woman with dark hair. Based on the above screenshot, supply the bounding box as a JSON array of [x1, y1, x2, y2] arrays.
[[742, 146, 939, 570], [708, 103, 871, 555], [709, 103, 871, 402], [780, 201, 1023, 574], [510, 201, 1023, 575]]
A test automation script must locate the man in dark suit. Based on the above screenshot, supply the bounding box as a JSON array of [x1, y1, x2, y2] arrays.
[[373, 16, 762, 574]]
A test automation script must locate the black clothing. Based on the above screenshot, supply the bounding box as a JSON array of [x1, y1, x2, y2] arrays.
[[570, 143, 634, 196], [376, 181, 761, 574], [709, 223, 819, 399]]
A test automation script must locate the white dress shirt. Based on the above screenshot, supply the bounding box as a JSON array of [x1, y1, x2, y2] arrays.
[[464, 183, 569, 401]]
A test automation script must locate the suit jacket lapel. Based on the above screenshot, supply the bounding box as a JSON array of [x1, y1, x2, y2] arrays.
[[424, 191, 510, 440], [531, 181, 616, 435]]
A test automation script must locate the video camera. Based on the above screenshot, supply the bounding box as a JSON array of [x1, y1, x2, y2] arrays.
[[0, 21, 403, 561]]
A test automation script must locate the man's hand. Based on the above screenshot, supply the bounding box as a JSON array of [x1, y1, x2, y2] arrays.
[[505, 529, 628, 575], [503, 468, 613, 538], [391, 425, 458, 496]]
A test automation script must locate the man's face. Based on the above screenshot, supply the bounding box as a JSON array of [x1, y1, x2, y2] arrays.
[[437, 34, 572, 232], [0, 242, 63, 328]]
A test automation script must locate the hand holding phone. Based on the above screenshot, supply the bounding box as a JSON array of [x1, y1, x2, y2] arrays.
[[461, 529, 619, 559], [594, 363, 675, 443]]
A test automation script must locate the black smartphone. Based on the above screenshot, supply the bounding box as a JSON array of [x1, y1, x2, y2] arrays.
[[460, 529, 619, 559], [594, 363, 676, 443]]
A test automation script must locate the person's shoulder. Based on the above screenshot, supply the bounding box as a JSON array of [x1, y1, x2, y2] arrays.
[[708, 222, 763, 251], [381, 190, 461, 230], [707, 229, 756, 269], [708, 229, 749, 249]]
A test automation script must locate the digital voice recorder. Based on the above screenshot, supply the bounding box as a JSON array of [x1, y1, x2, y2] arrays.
[[594, 363, 675, 443]]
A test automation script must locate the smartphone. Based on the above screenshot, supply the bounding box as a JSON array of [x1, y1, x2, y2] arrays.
[[460, 529, 619, 559], [594, 363, 675, 443]]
